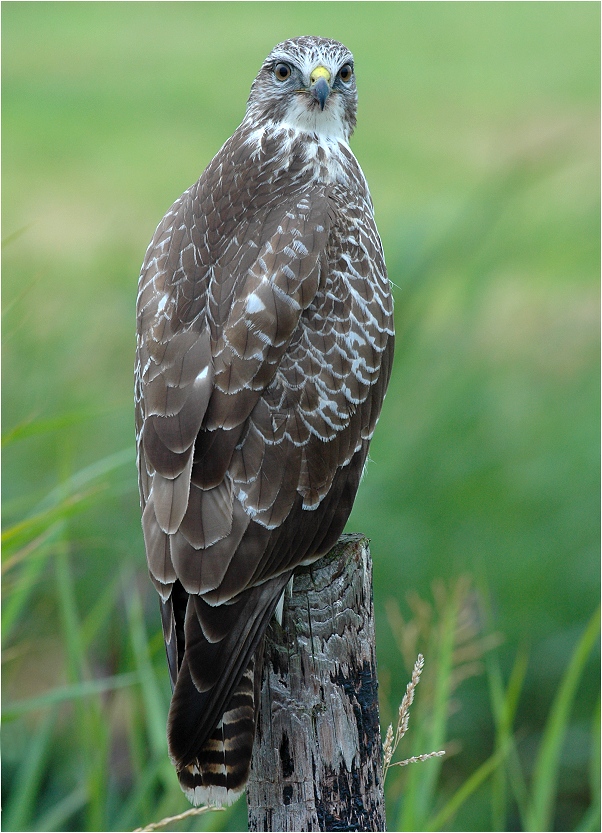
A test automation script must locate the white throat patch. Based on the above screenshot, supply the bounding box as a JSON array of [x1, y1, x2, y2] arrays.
[[280, 92, 349, 142]]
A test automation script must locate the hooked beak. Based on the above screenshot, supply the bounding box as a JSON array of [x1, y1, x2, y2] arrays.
[[309, 65, 331, 111]]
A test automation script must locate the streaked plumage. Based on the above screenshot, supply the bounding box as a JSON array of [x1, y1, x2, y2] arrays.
[[135, 35, 394, 807]]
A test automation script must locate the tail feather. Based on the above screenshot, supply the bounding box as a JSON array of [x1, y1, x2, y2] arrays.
[[166, 573, 290, 806], [177, 662, 256, 807]]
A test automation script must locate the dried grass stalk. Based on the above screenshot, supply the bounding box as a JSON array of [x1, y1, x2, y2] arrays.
[[382, 653, 445, 780]]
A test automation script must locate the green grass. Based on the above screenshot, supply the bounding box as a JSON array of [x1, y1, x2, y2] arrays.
[[2, 3, 599, 830], [383, 590, 600, 832]]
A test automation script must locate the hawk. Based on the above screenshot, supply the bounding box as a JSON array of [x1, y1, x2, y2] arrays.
[[135, 35, 394, 808]]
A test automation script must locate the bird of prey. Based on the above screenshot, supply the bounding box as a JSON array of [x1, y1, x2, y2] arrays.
[[135, 35, 394, 808]]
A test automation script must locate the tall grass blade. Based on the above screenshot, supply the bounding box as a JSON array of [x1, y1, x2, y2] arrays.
[[426, 741, 511, 831], [1, 224, 31, 249], [578, 801, 602, 833], [2, 491, 97, 549], [525, 607, 601, 831], [126, 578, 168, 758], [2, 447, 134, 542], [2, 524, 57, 575], [54, 536, 111, 831], [1, 407, 118, 447], [487, 645, 530, 829], [1, 525, 60, 640], [34, 785, 88, 832], [2, 671, 140, 720], [55, 542, 88, 680], [398, 586, 459, 830], [80, 571, 123, 648], [575, 698, 601, 832], [35, 446, 134, 512], [417, 596, 457, 813], [112, 756, 166, 832], [3, 710, 57, 831]]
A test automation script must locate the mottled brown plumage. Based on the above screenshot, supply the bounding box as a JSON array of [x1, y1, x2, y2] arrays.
[[135, 35, 394, 807]]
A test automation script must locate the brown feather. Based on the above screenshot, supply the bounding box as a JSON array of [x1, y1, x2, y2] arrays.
[[179, 480, 233, 549]]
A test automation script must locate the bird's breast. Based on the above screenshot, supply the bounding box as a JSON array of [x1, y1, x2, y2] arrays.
[[243, 121, 357, 189]]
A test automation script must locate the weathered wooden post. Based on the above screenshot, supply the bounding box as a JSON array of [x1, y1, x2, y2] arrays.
[[246, 534, 386, 832]]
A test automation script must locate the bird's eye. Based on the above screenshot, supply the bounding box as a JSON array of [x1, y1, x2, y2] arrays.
[[339, 64, 353, 83], [274, 63, 291, 81]]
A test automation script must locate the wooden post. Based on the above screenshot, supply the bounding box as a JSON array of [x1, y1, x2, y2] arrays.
[[246, 534, 386, 832]]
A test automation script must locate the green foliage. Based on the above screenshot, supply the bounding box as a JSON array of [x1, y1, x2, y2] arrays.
[[2, 3, 599, 830], [384, 591, 600, 832], [525, 609, 601, 832]]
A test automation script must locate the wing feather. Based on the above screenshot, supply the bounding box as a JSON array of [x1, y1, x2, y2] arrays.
[[142, 498, 176, 592], [179, 480, 233, 549], [150, 453, 194, 534]]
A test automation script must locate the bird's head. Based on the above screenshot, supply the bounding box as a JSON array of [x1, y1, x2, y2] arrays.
[[245, 36, 357, 141]]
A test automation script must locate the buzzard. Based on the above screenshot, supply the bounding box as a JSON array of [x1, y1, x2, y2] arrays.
[[135, 35, 394, 807]]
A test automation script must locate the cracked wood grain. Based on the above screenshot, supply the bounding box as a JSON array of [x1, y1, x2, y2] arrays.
[[246, 534, 386, 832]]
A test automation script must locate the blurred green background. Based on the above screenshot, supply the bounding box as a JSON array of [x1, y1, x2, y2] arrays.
[[2, 3, 599, 831]]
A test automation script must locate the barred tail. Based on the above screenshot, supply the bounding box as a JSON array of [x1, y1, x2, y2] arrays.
[[177, 660, 256, 807], [166, 574, 289, 806]]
